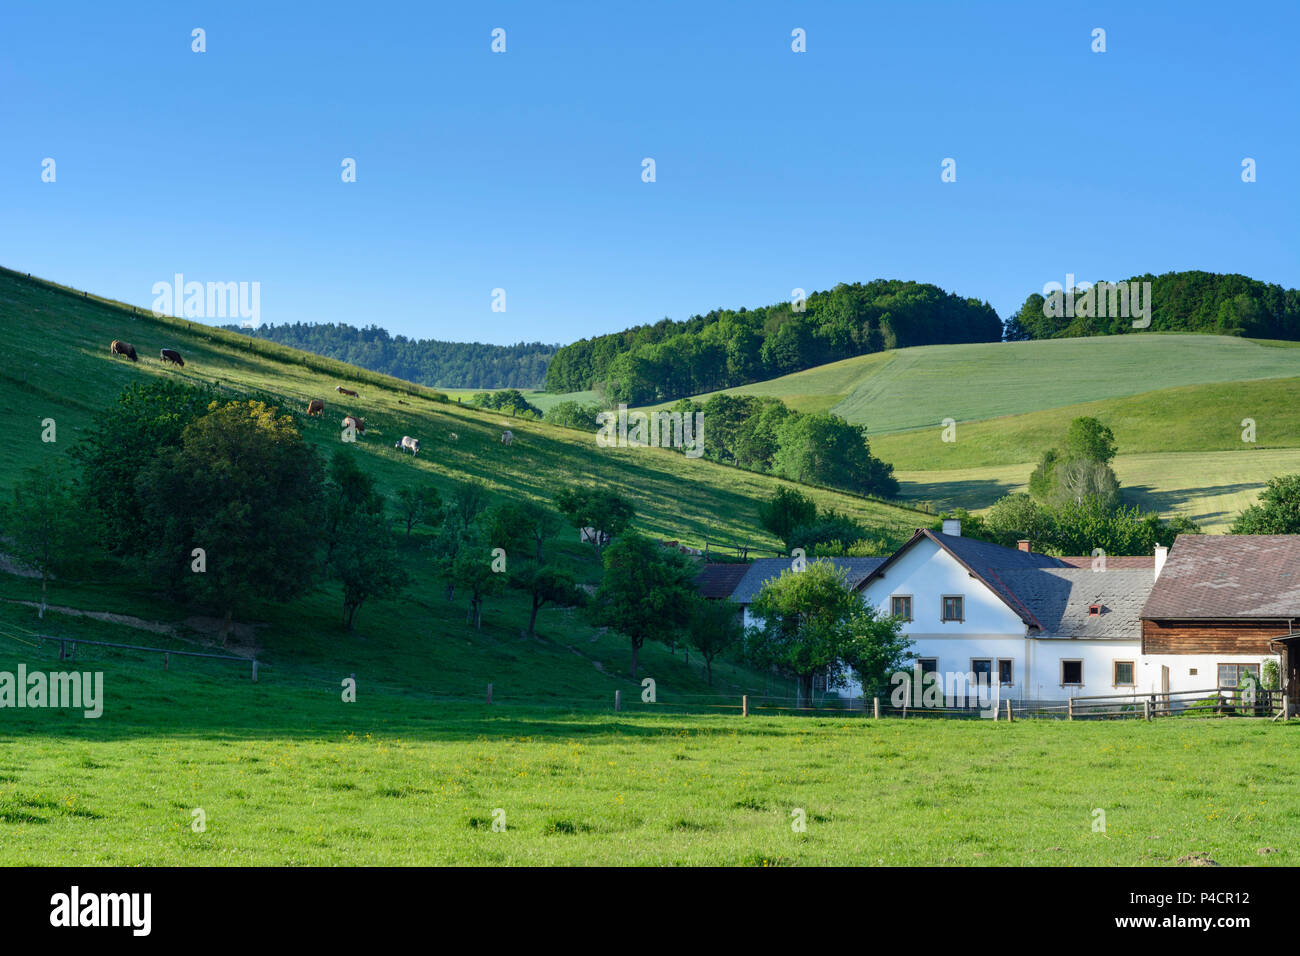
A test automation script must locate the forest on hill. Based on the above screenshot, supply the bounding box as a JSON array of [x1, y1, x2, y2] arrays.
[[542, 280, 1003, 403], [1004, 270, 1300, 341], [222, 321, 557, 389]]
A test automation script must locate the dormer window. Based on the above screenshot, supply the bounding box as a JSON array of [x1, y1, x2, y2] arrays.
[[1087, 604, 1102, 616]]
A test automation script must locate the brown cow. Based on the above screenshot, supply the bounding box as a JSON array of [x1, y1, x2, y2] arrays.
[[160, 348, 185, 367], [335, 386, 359, 397], [307, 399, 325, 416], [342, 415, 366, 434], [110, 340, 138, 362]]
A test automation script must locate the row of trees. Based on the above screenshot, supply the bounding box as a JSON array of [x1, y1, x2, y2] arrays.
[[1004, 270, 1300, 341], [545, 280, 1003, 402], [665, 394, 898, 498], [225, 322, 556, 389]]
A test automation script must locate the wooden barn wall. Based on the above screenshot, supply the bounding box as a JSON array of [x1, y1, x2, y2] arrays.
[[1142, 620, 1294, 655]]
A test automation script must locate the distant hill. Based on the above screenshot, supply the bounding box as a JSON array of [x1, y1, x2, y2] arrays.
[[221, 321, 557, 389], [1005, 270, 1300, 341], [543, 279, 1002, 403]]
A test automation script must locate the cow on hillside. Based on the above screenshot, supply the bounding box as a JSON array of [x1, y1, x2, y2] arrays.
[[501, 430, 514, 446], [109, 340, 138, 362], [396, 436, 421, 456], [336, 386, 359, 397], [160, 348, 185, 367], [342, 415, 366, 434], [307, 399, 325, 416]]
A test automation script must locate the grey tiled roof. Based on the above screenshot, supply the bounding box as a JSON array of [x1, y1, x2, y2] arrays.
[[730, 557, 886, 605], [694, 563, 751, 599], [1142, 534, 1300, 619], [996, 568, 1155, 640]]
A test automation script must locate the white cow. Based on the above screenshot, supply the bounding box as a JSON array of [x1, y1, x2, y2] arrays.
[[501, 430, 514, 446], [396, 435, 421, 456]]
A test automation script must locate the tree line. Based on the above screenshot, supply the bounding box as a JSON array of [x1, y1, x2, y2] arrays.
[[544, 280, 1003, 403], [222, 322, 556, 389], [1004, 270, 1300, 341]]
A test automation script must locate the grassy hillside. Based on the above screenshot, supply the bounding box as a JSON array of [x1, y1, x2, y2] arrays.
[[662, 334, 1300, 434], [623, 333, 1300, 526], [0, 266, 932, 705]]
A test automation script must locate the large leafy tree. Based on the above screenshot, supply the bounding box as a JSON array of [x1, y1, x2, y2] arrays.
[[772, 413, 898, 497], [137, 400, 326, 646], [747, 561, 910, 707], [590, 533, 696, 678], [73, 380, 215, 558], [511, 562, 583, 637], [1064, 417, 1118, 465], [757, 487, 818, 553], [555, 486, 635, 555], [684, 596, 744, 686], [330, 508, 409, 630], [1231, 474, 1300, 534], [0, 461, 84, 619]]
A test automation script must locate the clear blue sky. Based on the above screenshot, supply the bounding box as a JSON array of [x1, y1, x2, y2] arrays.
[[2, 0, 1296, 345]]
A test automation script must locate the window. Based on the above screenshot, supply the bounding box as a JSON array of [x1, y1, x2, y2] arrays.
[[1087, 604, 1102, 616], [917, 658, 938, 676], [1113, 661, 1135, 687], [998, 659, 1014, 686], [941, 595, 964, 622], [1217, 663, 1261, 688], [971, 659, 992, 686], [1061, 660, 1083, 686], [890, 595, 913, 622], [1189, 667, 1198, 676]]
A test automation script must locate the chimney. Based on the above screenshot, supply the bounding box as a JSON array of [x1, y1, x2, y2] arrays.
[[1017, 540, 1031, 552], [1154, 545, 1168, 580], [941, 519, 962, 537]]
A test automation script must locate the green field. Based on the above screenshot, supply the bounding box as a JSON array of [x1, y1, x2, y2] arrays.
[[669, 334, 1300, 434], [896, 448, 1300, 533], [2, 644, 1295, 866], [624, 333, 1300, 523]]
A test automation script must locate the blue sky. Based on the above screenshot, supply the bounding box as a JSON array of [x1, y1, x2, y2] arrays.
[[2, 0, 1296, 345]]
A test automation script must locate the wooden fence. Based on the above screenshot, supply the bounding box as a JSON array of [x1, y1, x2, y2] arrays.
[[37, 635, 258, 681]]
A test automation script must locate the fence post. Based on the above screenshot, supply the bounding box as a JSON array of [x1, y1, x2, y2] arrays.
[[487, 683, 493, 705], [1068, 697, 1073, 721], [58, 639, 65, 661], [873, 697, 880, 719], [163, 651, 169, 671], [251, 660, 258, 682], [69, 642, 76, 663], [614, 689, 621, 712], [1005, 699, 1012, 722], [1144, 700, 1151, 721], [741, 694, 748, 717]]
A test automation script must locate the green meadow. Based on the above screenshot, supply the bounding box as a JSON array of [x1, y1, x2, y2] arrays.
[[1, 645, 1296, 866]]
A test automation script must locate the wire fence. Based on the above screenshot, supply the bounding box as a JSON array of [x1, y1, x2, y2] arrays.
[[0, 622, 1290, 722]]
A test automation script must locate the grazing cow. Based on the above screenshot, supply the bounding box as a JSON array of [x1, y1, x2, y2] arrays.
[[342, 415, 366, 434], [397, 399, 409, 405], [109, 340, 138, 362], [307, 399, 325, 416], [335, 386, 358, 397], [395, 435, 421, 456], [160, 348, 185, 367], [447, 432, 458, 441], [501, 430, 514, 446]]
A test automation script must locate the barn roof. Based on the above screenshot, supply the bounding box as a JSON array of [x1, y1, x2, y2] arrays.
[[1141, 534, 1300, 620], [730, 557, 886, 605]]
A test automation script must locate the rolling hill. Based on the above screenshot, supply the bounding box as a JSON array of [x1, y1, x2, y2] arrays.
[[621, 334, 1300, 531], [0, 266, 935, 707]]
